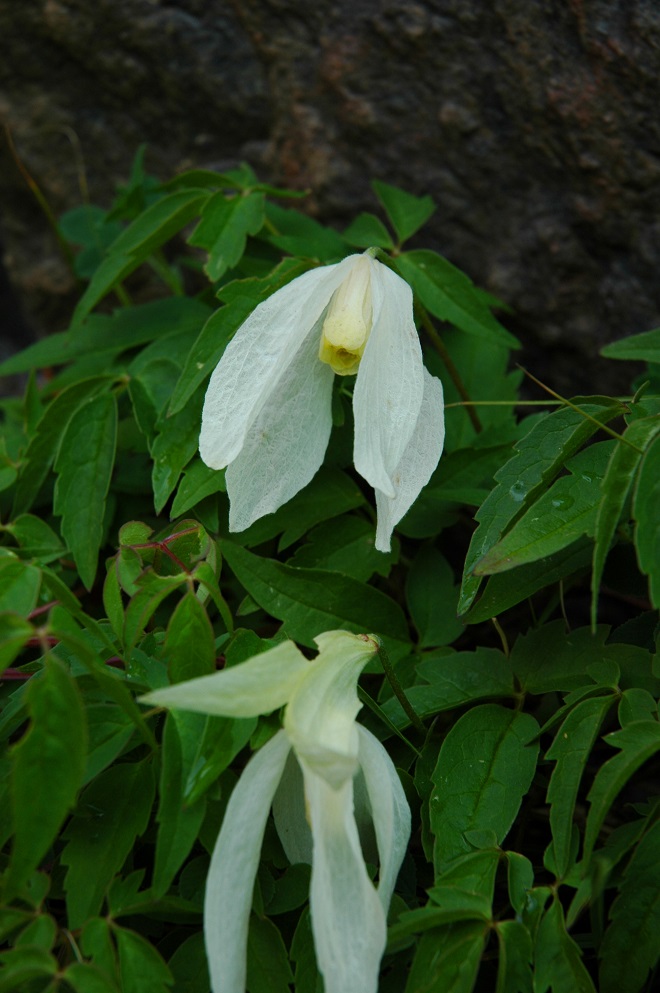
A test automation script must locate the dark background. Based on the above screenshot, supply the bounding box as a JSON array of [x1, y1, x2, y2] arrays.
[[2, 0, 660, 392]]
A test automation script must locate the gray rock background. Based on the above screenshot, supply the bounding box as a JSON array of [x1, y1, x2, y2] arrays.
[[2, 0, 660, 392]]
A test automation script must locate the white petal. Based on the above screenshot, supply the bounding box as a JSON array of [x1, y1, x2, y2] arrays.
[[304, 767, 387, 993], [204, 730, 291, 993], [353, 260, 424, 498], [375, 367, 445, 552], [226, 315, 335, 531], [356, 725, 411, 912], [139, 640, 309, 717], [284, 631, 379, 789], [199, 256, 362, 469], [272, 749, 313, 865]]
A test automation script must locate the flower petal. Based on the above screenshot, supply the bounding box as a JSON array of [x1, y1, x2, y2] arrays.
[[199, 256, 361, 470], [353, 260, 424, 499], [204, 730, 291, 993], [284, 631, 379, 789], [139, 640, 309, 718], [225, 315, 335, 531], [357, 725, 411, 912], [374, 367, 445, 552], [304, 768, 387, 993]]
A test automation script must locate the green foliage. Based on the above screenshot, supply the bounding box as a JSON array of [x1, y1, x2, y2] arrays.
[[0, 152, 659, 993]]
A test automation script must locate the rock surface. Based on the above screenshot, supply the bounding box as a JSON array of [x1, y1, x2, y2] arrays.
[[3, 0, 660, 392]]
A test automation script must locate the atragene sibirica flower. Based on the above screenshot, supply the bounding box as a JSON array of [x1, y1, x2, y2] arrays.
[[140, 630, 411, 993], [199, 252, 445, 551]]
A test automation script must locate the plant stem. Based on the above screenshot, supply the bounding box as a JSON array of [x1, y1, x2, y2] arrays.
[[378, 646, 426, 734], [418, 307, 483, 433]]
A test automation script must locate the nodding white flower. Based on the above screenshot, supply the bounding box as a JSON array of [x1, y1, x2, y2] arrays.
[[199, 252, 445, 551], [140, 630, 411, 993]]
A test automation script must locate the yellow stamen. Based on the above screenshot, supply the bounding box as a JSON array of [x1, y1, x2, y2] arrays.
[[319, 257, 373, 376]]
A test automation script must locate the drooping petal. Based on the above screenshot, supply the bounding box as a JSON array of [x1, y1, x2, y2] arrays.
[[353, 260, 425, 498], [199, 256, 362, 470], [226, 315, 335, 531], [374, 367, 445, 552], [356, 724, 411, 912], [284, 630, 379, 789], [204, 730, 291, 993], [272, 749, 313, 865], [304, 767, 387, 993], [139, 640, 310, 718]]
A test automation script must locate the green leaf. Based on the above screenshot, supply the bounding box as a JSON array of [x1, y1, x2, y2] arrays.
[[495, 920, 533, 993], [123, 572, 187, 655], [72, 190, 208, 321], [287, 515, 395, 582], [115, 926, 173, 993], [534, 899, 596, 993], [591, 417, 660, 626], [84, 704, 136, 785], [163, 591, 216, 684], [170, 460, 226, 518], [599, 819, 660, 993], [506, 852, 534, 916], [167, 932, 209, 993], [291, 908, 323, 993], [405, 921, 486, 993], [150, 391, 203, 514], [63, 962, 121, 993], [0, 556, 41, 615], [601, 327, 660, 363], [220, 540, 410, 658], [459, 401, 622, 613], [430, 704, 539, 871], [474, 441, 614, 575], [54, 393, 118, 589], [0, 613, 34, 672], [381, 647, 514, 728], [396, 249, 518, 348], [511, 622, 610, 695], [4, 514, 65, 564], [584, 720, 660, 861], [0, 947, 58, 993], [372, 180, 436, 243], [188, 191, 265, 280], [545, 696, 616, 877], [406, 545, 464, 647], [5, 657, 86, 898], [152, 713, 207, 898], [14, 377, 111, 513], [246, 914, 295, 993], [62, 760, 155, 928], [183, 711, 256, 804], [343, 212, 394, 249], [633, 429, 660, 607], [265, 202, 348, 261]]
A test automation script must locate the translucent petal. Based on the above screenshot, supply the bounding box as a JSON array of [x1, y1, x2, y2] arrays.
[[204, 730, 291, 993], [199, 256, 361, 470], [284, 631, 379, 789], [226, 317, 335, 531], [357, 725, 411, 911], [374, 368, 445, 552], [304, 768, 387, 993], [353, 260, 424, 498], [139, 640, 309, 718], [272, 750, 313, 865]]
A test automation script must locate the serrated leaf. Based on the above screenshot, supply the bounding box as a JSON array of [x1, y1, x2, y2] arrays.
[[591, 416, 660, 626], [163, 591, 216, 684], [474, 441, 614, 575], [150, 389, 203, 514], [287, 515, 395, 582], [188, 191, 265, 280], [459, 402, 622, 613], [220, 540, 410, 658], [405, 921, 486, 993], [495, 920, 533, 993], [115, 926, 173, 993], [54, 393, 118, 589], [372, 180, 436, 243], [545, 695, 616, 877], [406, 545, 464, 647], [5, 657, 87, 898], [343, 212, 394, 249], [381, 647, 514, 728], [430, 704, 539, 871], [170, 459, 226, 518], [601, 327, 660, 363], [62, 760, 155, 928], [396, 249, 518, 348], [633, 429, 660, 607], [599, 819, 660, 993], [534, 899, 596, 993], [511, 622, 610, 695], [584, 720, 660, 861]]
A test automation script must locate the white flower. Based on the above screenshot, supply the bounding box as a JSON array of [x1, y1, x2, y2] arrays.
[[141, 630, 411, 993], [199, 252, 445, 551]]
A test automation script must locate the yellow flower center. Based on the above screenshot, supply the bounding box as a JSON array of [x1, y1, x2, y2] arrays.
[[319, 258, 373, 376]]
